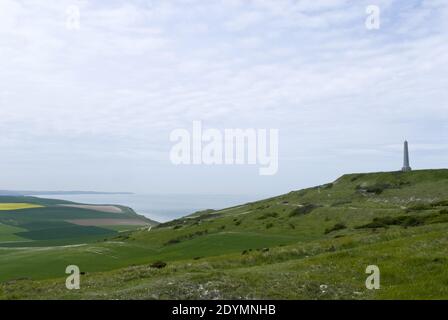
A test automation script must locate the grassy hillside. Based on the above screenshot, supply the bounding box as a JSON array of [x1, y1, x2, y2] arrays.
[[1, 169, 448, 299]]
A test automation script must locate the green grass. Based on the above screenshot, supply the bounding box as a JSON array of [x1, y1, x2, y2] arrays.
[[101, 225, 145, 232], [1, 169, 448, 299], [16, 226, 116, 241], [0, 223, 27, 242], [2, 222, 448, 300]]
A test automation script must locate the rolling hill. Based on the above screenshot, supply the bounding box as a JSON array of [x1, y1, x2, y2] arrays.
[[1, 169, 448, 299], [0, 196, 156, 247]]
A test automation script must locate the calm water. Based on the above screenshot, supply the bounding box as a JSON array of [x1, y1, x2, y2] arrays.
[[34, 194, 268, 222]]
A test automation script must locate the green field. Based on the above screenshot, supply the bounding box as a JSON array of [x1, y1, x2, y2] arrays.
[[0, 223, 27, 242], [1, 169, 448, 299], [0, 203, 43, 211]]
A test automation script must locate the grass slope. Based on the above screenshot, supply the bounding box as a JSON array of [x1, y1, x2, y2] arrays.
[[1, 169, 448, 299]]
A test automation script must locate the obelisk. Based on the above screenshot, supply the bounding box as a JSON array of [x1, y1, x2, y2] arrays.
[[402, 140, 412, 172]]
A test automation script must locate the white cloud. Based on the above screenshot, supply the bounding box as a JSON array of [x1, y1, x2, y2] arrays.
[[0, 0, 447, 193]]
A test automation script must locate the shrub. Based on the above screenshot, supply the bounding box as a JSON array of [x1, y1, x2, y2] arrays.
[[150, 261, 167, 269], [265, 223, 274, 229], [324, 223, 347, 234], [164, 230, 209, 245], [356, 183, 391, 195], [289, 204, 319, 217], [402, 216, 423, 227], [350, 174, 364, 182], [165, 238, 181, 245], [356, 215, 425, 229], [406, 203, 432, 211], [257, 212, 279, 220], [432, 200, 448, 207]]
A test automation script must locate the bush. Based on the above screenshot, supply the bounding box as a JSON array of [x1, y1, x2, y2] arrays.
[[289, 204, 319, 217], [432, 200, 448, 207], [401, 216, 423, 227], [164, 230, 209, 245], [356, 183, 391, 195], [257, 212, 279, 220], [265, 223, 274, 229], [331, 200, 352, 207], [150, 261, 167, 269], [324, 223, 347, 234], [350, 174, 364, 182], [406, 203, 432, 211], [165, 238, 181, 245], [356, 215, 425, 229]]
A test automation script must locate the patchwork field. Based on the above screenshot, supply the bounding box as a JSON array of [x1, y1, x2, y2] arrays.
[[0, 196, 155, 247]]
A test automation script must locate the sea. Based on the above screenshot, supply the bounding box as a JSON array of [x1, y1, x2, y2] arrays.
[[33, 193, 270, 222]]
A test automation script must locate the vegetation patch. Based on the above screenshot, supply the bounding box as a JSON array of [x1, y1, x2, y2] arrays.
[[150, 261, 167, 269], [356, 183, 392, 195], [324, 223, 347, 234], [289, 204, 320, 217], [257, 212, 279, 220], [406, 203, 433, 212], [331, 200, 352, 207], [16, 225, 116, 240], [164, 230, 209, 246], [432, 200, 448, 207], [356, 212, 448, 230]]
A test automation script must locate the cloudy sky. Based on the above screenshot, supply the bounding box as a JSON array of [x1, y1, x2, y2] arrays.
[[0, 0, 447, 195]]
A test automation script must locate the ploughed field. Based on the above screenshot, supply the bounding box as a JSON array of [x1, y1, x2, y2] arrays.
[[1, 169, 448, 299]]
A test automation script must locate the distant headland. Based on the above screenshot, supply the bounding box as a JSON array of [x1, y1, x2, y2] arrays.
[[0, 190, 134, 196]]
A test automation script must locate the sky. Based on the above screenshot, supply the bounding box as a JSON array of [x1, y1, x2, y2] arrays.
[[0, 0, 447, 196]]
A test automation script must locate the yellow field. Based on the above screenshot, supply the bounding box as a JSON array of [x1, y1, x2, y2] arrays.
[[0, 203, 43, 211]]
